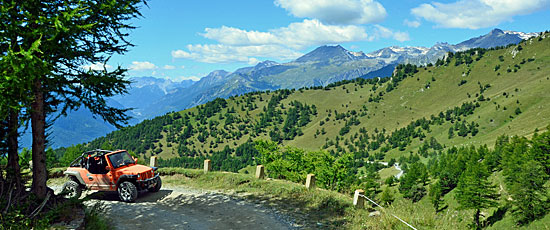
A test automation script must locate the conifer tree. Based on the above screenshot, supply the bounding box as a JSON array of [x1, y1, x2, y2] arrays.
[[429, 180, 444, 212], [502, 135, 549, 224], [455, 160, 499, 229], [0, 0, 146, 198], [379, 187, 394, 206]]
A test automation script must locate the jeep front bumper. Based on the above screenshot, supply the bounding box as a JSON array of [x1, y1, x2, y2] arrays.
[[136, 173, 160, 190]]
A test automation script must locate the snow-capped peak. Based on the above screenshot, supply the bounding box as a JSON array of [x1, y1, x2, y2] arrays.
[[503, 30, 538, 40]]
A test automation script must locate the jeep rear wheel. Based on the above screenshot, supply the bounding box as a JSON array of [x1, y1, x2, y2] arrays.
[[118, 181, 138, 202], [62, 180, 82, 199], [148, 177, 162, 192]]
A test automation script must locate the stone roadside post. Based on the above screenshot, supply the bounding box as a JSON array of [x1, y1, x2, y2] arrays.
[[353, 189, 365, 208], [305, 174, 316, 189], [255, 165, 265, 179], [204, 159, 212, 173], [150, 156, 157, 167]]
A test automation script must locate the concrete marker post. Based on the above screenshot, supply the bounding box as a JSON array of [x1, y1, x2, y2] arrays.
[[204, 159, 212, 173], [353, 189, 365, 208], [255, 165, 265, 179], [305, 174, 316, 189], [150, 156, 157, 167]]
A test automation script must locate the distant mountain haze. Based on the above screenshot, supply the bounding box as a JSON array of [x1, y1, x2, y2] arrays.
[[20, 77, 196, 148], [37, 28, 538, 148]]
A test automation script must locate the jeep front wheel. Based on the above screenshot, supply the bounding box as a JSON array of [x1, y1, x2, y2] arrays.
[[148, 177, 162, 193], [118, 181, 138, 202], [62, 180, 82, 199]]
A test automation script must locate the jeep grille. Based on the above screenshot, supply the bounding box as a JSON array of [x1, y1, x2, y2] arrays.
[[140, 170, 153, 179]]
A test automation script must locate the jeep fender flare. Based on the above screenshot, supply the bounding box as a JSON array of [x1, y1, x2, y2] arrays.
[[116, 174, 138, 188], [63, 171, 85, 186]]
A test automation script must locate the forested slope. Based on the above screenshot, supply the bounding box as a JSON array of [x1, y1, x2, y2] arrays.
[[50, 32, 550, 229], [58, 31, 550, 167]]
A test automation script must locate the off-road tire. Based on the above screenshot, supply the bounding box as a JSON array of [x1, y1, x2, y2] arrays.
[[148, 177, 162, 192], [118, 181, 138, 202], [61, 180, 82, 199]]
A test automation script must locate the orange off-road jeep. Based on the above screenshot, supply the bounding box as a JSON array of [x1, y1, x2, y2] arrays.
[[61, 149, 161, 202]]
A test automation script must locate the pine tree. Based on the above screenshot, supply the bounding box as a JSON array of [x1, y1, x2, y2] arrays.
[[429, 180, 444, 212], [502, 135, 549, 224], [455, 160, 499, 229], [379, 187, 394, 206], [531, 128, 550, 175], [399, 162, 428, 202], [506, 160, 547, 224]]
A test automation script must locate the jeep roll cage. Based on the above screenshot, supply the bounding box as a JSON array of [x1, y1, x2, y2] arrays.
[[69, 149, 116, 167]]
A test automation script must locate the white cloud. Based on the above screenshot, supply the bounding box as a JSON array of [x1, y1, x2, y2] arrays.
[[175, 75, 201, 81], [81, 62, 112, 71], [172, 44, 303, 63], [174, 19, 372, 63], [129, 61, 157, 71], [274, 0, 386, 25], [370, 25, 410, 42], [203, 26, 277, 47], [248, 58, 260, 65], [393, 32, 411, 42], [163, 65, 176, 70], [202, 19, 368, 50], [411, 0, 550, 29], [180, 65, 186, 69], [403, 19, 421, 28]]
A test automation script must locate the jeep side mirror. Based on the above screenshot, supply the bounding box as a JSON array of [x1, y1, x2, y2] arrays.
[[133, 157, 138, 163], [105, 166, 111, 171]]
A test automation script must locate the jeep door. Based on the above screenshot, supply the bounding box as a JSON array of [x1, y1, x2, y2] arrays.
[[86, 172, 114, 191], [84, 156, 115, 191]]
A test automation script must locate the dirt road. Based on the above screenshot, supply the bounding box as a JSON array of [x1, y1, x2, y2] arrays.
[[55, 185, 298, 230]]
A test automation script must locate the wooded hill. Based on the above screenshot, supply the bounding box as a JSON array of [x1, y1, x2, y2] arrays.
[[55, 31, 550, 168]]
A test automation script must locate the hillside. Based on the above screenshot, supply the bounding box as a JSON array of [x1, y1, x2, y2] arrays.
[[51, 32, 550, 229], [40, 29, 535, 149], [74, 31, 550, 163]]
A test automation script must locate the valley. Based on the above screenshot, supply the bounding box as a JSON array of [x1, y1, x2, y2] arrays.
[[49, 32, 550, 229]]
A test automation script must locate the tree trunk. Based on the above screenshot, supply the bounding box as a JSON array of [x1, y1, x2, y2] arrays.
[[31, 78, 47, 199], [7, 109, 22, 189], [474, 208, 481, 230]]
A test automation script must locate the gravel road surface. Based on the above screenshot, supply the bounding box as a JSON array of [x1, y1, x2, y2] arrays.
[[54, 185, 298, 230]]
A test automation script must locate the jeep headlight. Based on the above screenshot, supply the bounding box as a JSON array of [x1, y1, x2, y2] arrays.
[[137, 174, 140, 178]]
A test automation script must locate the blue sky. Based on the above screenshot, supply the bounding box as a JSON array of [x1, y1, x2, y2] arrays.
[[97, 0, 550, 81]]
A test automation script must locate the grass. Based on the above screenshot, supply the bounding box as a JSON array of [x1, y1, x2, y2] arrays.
[[379, 166, 400, 180]]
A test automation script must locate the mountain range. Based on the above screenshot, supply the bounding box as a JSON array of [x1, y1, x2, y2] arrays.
[[36, 28, 538, 148], [84, 31, 550, 164], [69, 32, 550, 229]]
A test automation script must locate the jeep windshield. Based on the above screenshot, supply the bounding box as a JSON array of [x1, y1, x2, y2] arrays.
[[108, 151, 135, 168]]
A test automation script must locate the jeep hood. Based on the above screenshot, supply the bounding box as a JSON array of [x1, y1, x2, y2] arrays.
[[117, 164, 152, 174]]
